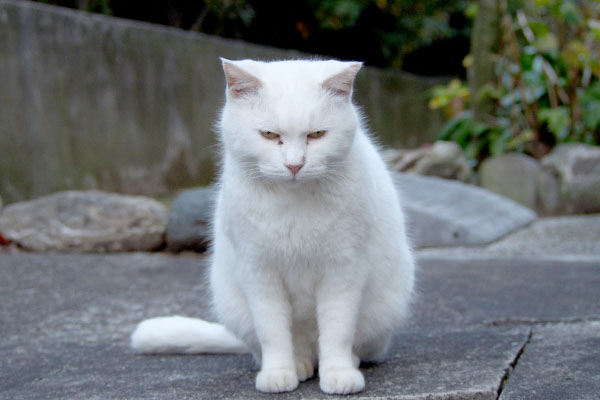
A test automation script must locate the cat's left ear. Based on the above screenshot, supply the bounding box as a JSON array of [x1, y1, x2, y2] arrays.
[[220, 58, 262, 99], [321, 62, 363, 98]]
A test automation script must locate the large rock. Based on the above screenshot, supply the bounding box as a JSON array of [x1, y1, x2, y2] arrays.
[[163, 174, 537, 252], [479, 153, 541, 210], [166, 186, 217, 252], [0, 191, 168, 252], [383, 141, 472, 182], [537, 143, 600, 215], [394, 173, 537, 248]]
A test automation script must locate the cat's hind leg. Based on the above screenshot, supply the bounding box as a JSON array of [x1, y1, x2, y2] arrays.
[[292, 319, 317, 381]]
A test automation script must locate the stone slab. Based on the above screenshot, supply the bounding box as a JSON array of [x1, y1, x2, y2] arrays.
[[0, 253, 538, 400], [394, 173, 538, 248], [411, 255, 600, 332], [1, 329, 529, 400], [2, 252, 599, 399], [500, 321, 600, 400], [418, 214, 600, 261]]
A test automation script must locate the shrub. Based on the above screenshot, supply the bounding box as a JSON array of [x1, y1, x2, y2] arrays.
[[431, 0, 600, 165]]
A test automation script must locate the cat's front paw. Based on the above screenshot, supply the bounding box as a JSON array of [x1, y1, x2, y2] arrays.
[[319, 367, 365, 395], [256, 368, 299, 393]]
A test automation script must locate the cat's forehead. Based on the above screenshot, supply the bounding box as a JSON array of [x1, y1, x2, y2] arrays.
[[232, 59, 352, 85]]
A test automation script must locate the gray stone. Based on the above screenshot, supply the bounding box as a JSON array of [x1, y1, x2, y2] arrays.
[[383, 141, 472, 182], [1, 250, 599, 399], [0, 191, 168, 252], [485, 215, 600, 259], [479, 153, 541, 210], [166, 186, 217, 251], [395, 173, 537, 248], [537, 143, 600, 215], [0, 0, 445, 204], [6, 252, 589, 399], [500, 322, 600, 400], [162, 172, 538, 252], [419, 214, 600, 261], [412, 255, 600, 331]]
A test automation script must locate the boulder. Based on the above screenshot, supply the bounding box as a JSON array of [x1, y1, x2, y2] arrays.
[[537, 143, 600, 215], [166, 186, 217, 252], [0, 191, 168, 252], [394, 173, 537, 248], [479, 153, 541, 210], [383, 141, 472, 182], [161, 173, 538, 251]]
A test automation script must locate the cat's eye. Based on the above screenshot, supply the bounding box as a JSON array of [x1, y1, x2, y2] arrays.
[[307, 130, 327, 139], [260, 131, 280, 140]]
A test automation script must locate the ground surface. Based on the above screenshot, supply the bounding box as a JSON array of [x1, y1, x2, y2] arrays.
[[1, 216, 599, 400]]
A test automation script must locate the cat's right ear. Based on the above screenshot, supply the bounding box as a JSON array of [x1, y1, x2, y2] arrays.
[[220, 58, 262, 99]]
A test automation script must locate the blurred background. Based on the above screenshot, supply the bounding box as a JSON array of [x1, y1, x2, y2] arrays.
[[30, 0, 472, 76], [1, 0, 599, 217]]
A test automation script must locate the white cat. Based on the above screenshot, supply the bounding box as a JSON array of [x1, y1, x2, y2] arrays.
[[131, 58, 415, 395]]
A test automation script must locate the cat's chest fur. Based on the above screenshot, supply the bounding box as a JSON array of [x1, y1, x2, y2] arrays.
[[219, 175, 369, 264]]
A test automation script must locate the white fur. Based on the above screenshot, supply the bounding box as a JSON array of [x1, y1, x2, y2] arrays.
[[131, 59, 415, 395]]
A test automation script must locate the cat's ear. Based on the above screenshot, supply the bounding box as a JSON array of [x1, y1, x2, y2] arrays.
[[321, 62, 363, 98], [221, 58, 262, 99]]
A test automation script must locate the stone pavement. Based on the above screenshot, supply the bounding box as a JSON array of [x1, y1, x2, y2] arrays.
[[1, 216, 599, 399]]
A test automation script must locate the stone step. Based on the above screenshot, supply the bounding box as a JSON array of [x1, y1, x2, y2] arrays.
[[395, 173, 538, 248]]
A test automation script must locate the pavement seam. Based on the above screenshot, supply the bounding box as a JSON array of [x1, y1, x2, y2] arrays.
[[482, 316, 600, 328], [495, 329, 533, 400]]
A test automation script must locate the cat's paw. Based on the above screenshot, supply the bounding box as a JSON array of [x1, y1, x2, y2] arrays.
[[319, 367, 365, 395], [296, 357, 315, 381], [255, 368, 299, 393]]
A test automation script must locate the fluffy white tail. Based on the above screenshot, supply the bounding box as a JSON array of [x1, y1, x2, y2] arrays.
[[130, 315, 248, 354]]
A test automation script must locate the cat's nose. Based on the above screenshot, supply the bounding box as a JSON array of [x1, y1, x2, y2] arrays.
[[285, 163, 304, 175]]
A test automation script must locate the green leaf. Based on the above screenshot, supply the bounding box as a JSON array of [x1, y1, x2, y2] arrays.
[[583, 101, 600, 130], [528, 21, 550, 37], [437, 111, 472, 140], [533, 33, 559, 56], [589, 19, 600, 39], [559, 1, 581, 25], [538, 107, 571, 140]]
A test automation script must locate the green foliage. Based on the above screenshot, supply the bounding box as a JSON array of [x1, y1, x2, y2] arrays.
[[313, 0, 368, 30], [429, 79, 470, 116], [86, 0, 111, 15], [32, 0, 471, 72], [433, 0, 600, 165]]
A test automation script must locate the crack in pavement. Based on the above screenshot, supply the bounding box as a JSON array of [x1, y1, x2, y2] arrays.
[[482, 316, 600, 328], [496, 329, 533, 399]]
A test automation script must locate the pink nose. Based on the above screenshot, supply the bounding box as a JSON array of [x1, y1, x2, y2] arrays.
[[286, 164, 304, 175]]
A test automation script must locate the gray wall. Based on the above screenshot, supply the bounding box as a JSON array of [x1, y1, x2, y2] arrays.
[[0, 0, 446, 204]]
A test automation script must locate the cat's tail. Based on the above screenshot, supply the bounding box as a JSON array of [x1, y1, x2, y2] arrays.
[[130, 315, 248, 354]]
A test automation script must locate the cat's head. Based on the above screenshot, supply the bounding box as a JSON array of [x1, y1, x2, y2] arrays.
[[218, 59, 362, 184]]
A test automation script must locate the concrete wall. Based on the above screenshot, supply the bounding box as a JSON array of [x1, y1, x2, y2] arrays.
[[0, 0, 446, 204]]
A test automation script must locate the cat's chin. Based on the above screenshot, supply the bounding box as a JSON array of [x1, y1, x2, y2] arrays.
[[264, 174, 319, 186]]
